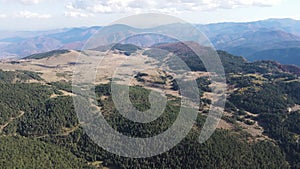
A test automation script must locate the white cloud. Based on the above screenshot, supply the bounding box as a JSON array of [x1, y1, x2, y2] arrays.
[[0, 0, 44, 5], [65, 2, 94, 18], [87, 4, 113, 13], [16, 10, 52, 18], [64, 0, 284, 15], [64, 11, 93, 18], [0, 14, 7, 18], [19, 0, 43, 5]]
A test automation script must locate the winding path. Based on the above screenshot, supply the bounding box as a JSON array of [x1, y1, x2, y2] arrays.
[[0, 111, 25, 132]]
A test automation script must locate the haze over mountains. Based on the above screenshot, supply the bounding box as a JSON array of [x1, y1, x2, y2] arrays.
[[1, 18, 300, 66], [198, 18, 300, 66]]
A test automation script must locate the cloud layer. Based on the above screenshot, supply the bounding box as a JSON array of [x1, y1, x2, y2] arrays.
[[16, 10, 51, 18], [0, 0, 284, 19], [0, 0, 44, 5], [64, 0, 283, 17], [0, 14, 7, 18], [18, 0, 43, 5]]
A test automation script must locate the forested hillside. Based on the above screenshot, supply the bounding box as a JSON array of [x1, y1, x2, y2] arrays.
[[0, 48, 299, 168]]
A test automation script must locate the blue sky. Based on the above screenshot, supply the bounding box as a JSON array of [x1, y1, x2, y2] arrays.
[[0, 0, 299, 30]]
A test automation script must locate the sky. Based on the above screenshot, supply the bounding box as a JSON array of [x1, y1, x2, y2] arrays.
[[0, 0, 299, 30]]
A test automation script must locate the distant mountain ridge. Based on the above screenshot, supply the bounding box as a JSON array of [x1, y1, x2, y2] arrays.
[[1, 18, 300, 66], [196, 18, 300, 61], [0, 27, 101, 58]]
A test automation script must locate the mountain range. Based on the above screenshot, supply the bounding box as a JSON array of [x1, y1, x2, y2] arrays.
[[0, 18, 300, 66], [197, 18, 300, 65]]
